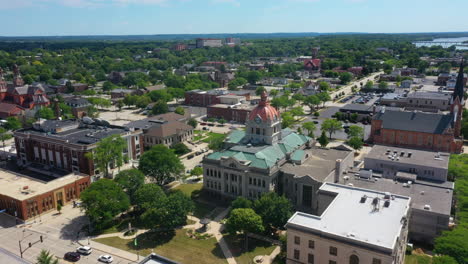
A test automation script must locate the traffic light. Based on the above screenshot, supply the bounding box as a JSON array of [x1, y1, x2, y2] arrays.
[[40, 236, 43, 243]]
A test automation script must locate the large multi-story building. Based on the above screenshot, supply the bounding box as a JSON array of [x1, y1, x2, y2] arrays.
[[285, 183, 411, 264], [207, 103, 253, 123], [364, 145, 449, 182], [184, 89, 250, 107], [379, 91, 452, 112], [0, 169, 89, 221], [337, 173, 453, 244], [196, 38, 223, 48], [126, 113, 193, 149], [14, 119, 143, 178], [202, 92, 313, 200]]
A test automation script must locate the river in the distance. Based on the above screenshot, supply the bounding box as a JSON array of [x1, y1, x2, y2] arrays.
[[413, 37, 468, 50]]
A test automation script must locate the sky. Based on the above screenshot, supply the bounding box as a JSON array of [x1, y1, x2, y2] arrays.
[[0, 0, 467, 36]]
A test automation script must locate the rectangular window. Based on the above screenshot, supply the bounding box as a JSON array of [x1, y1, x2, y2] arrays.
[[294, 249, 300, 260], [294, 236, 300, 245], [308, 240, 315, 249], [308, 254, 314, 264], [329, 261, 337, 264], [372, 259, 382, 264], [329, 246, 337, 256]]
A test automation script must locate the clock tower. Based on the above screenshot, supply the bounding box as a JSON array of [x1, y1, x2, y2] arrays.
[[245, 91, 282, 145]]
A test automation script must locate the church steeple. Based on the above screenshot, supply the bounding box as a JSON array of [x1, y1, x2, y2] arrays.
[[12, 64, 24, 87], [452, 59, 465, 105]]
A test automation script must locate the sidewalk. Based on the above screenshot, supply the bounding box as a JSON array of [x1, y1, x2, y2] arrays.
[[206, 207, 237, 264], [78, 238, 140, 263]]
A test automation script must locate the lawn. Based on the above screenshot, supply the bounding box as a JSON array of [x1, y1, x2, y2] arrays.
[[194, 130, 206, 141], [95, 229, 226, 264], [405, 255, 432, 264], [172, 182, 203, 197], [202, 132, 226, 143], [224, 234, 277, 264], [171, 183, 219, 219]]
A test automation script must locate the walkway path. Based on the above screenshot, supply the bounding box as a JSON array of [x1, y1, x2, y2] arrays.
[[206, 207, 237, 264]]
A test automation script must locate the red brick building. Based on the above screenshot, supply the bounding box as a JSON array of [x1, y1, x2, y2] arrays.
[[0, 169, 90, 221], [14, 119, 143, 177], [303, 59, 321, 72], [0, 65, 50, 109], [207, 104, 253, 123], [370, 63, 465, 154], [184, 89, 251, 107], [173, 43, 188, 51], [0, 102, 24, 118]]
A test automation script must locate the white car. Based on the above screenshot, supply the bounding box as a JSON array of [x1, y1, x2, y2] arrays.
[[76, 246, 92, 255], [98, 255, 113, 263]]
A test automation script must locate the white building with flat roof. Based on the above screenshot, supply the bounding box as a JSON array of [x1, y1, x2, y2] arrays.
[[285, 183, 411, 264]]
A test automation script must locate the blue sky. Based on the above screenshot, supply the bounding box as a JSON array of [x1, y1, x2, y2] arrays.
[[1, 0, 467, 36]]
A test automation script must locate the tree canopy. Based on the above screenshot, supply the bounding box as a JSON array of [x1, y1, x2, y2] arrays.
[[86, 134, 126, 178], [114, 169, 145, 204], [138, 145, 184, 185], [80, 179, 130, 230]]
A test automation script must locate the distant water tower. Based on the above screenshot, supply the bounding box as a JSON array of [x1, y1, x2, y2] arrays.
[[312, 47, 320, 59]]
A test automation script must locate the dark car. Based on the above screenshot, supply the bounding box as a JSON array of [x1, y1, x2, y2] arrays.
[[65, 252, 81, 262]]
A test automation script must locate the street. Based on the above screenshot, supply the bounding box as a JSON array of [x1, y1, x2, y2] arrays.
[[0, 205, 137, 264]]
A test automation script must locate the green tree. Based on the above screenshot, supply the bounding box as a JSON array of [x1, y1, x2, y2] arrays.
[[226, 208, 264, 235], [302, 122, 316, 138], [364, 81, 374, 90], [135, 96, 152, 109], [57, 203, 62, 214], [321, 119, 343, 139], [140, 190, 193, 230], [347, 137, 364, 150], [378, 81, 389, 90], [255, 86, 267, 96], [247, 71, 261, 84], [319, 81, 330, 91], [188, 118, 197, 128], [102, 81, 114, 91], [36, 107, 55, 120], [281, 112, 295, 129], [85, 135, 126, 178], [133, 184, 166, 212], [347, 125, 364, 138], [80, 179, 130, 230], [114, 169, 145, 204], [36, 250, 59, 264], [171, 142, 190, 155], [317, 92, 331, 108], [0, 127, 12, 151], [228, 77, 248, 90], [231, 197, 253, 210], [290, 107, 305, 117], [433, 255, 458, 264], [439, 62, 452, 73], [139, 145, 184, 185], [151, 100, 169, 115], [190, 167, 203, 176], [4, 117, 22, 130], [318, 131, 329, 148], [116, 100, 125, 111], [304, 95, 321, 113], [253, 192, 293, 230], [174, 106, 185, 115], [270, 89, 279, 97], [339, 72, 353, 84]]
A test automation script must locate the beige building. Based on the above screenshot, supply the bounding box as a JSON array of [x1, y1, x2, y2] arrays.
[[285, 183, 411, 264]]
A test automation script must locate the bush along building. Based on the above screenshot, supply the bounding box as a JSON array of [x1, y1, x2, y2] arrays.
[[14, 118, 143, 179]]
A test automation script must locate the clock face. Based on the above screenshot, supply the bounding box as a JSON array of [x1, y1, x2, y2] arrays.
[[255, 116, 262, 124]]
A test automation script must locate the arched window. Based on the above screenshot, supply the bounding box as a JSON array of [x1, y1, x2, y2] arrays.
[[349, 254, 359, 264]]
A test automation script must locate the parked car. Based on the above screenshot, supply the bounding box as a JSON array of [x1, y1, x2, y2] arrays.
[[202, 127, 209, 131], [64, 252, 81, 262], [98, 255, 113, 263], [76, 246, 92, 255]]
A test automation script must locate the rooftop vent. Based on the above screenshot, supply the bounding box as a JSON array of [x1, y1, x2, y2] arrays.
[[384, 192, 391, 199], [384, 200, 390, 207], [372, 197, 379, 206], [420, 191, 425, 195], [424, 204, 431, 211], [360, 195, 367, 203], [408, 152, 412, 158]]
